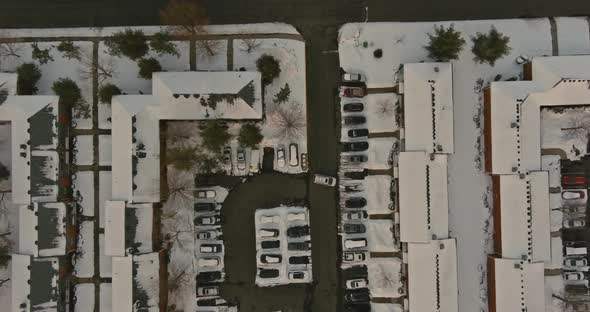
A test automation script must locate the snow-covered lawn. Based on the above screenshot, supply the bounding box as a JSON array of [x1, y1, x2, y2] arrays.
[[545, 275, 566, 312], [548, 236, 563, 270], [196, 39, 227, 70], [555, 17, 590, 55], [365, 93, 399, 133], [99, 171, 111, 228], [99, 234, 112, 278], [99, 135, 112, 166], [542, 155, 561, 189], [73, 171, 94, 217], [74, 135, 94, 166], [100, 283, 112, 312], [98, 103, 112, 129], [361, 175, 392, 215], [367, 257, 404, 298], [74, 221, 94, 278], [541, 106, 590, 160], [74, 283, 95, 312], [371, 303, 404, 312], [366, 137, 394, 170], [367, 220, 398, 252]]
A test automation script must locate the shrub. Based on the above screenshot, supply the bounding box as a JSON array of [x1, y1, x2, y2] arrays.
[[373, 48, 383, 58], [200, 121, 231, 152], [0, 244, 9, 268], [273, 83, 291, 104], [52, 77, 90, 118], [16, 63, 42, 95], [238, 123, 263, 148], [31, 43, 54, 64], [104, 29, 149, 60], [0, 162, 9, 181], [98, 83, 122, 104], [56, 40, 81, 60], [471, 26, 511, 66], [256, 54, 281, 85], [150, 31, 179, 57], [425, 24, 466, 62], [167, 145, 198, 171], [138, 57, 162, 79]]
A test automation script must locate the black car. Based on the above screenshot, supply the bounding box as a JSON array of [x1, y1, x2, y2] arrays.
[[348, 129, 369, 138], [194, 202, 217, 212], [344, 170, 368, 180], [261, 240, 280, 249], [343, 103, 364, 112], [343, 116, 366, 125], [343, 142, 369, 152], [349, 155, 367, 163], [287, 225, 310, 238], [288, 241, 311, 251], [196, 271, 222, 283], [344, 290, 370, 304], [259, 268, 280, 278], [343, 223, 367, 234], [345, 197, 367, 208], [289, 256, 311, 265]]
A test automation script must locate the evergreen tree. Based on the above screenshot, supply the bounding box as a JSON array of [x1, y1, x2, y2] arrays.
[[471, 26, 511, 66], [424, 24, 466, 62]]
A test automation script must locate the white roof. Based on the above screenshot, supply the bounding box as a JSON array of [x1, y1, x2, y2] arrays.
[[18, 202, 66, 257], [496, 172, 550, 262], [112, 253, 160, 312], [11, 255, 59, 312], [105, 201, 126, 256], [407, 239, 458, 312], [11, 254, 31, 312], [0, 73, 17, 95], [112, 256, 133, 312], [399, 152, 448, 243], [531, 55, 590, 88], [403, 63, 454, 154], [490, 258, 545, 312]]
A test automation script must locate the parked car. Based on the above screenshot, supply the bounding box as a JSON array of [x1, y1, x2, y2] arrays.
[[342, 211, 368, 221], [196, 190, 216, 199], [562, 205, 587, 213], [250, 149, 260, 173], [343, 183, 363, 193], [289, 143, 299, 167], [287, 225, 310, 237], [197, 229, 220, 240], [314, 174, 337, 186], [222, 146, 232, 171], [259, 229, 280, 238], [197, 257, 221, 268], [195, 215, 221, 226], [258, 268, 279, 278], [196, 271, 223, 283], [260, 254, 282, 264], [342, 72, 363, 82], [301, 153, 308, 171], [341, 87, 366, 98], [564, 271, 585, 281], [344, 290, 370, 303], [564, 257, 588, 267], [563, 174, 586, 188], [344, 238, 367, 249], [345, 197, 367, 208], [563, 219, 586, 229], [349, 154, 367, 163], [346, 278, 368, 289], [343, 223, 367, 234], [194, 202, 217, 212], [289, 256, 311, 265], [348, 129, 369, 138], [343, 116, 366, 126], [277, 145, 286, 168], [343, 103, 364, 112], [288, 271, 307, 280], [197, 285, 219, 297], [562, 190, 586, 200], [197, 298, 227, 307], [261, 240, 280, 249], [343, 251, 367, 263], [200, 244, 223, 253], [288, 241, 311, 251], [565, 246, 588, 257], [343, 142, 369, 152], [237, 147, 246, 170], [344, 170, 368, 180], [259, 215, 281, 223], [287, 212, 306, 222]]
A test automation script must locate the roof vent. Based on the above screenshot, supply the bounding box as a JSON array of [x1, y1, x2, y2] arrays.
[[510, 122, 518, 128], [439, 243, 445, 250], [519, 173, 526, 179], [514, 263, 521, 269], [434, 66, 439, 73], [512, 166, 518, 172]]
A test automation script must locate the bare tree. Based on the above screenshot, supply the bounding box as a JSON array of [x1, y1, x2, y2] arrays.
[[166, 121, 195, 145], [78, 48, 114, 85], [239, 38, 261, 53], [160, 0, 207, 37], [167, 262, 191, 295], [0, 278, 9, 288], [196, 40, 222, 59], [553, 292, 576, 312], [166, 169, 194, 203], [376, 98, 394, 117], [0, 41, 21, 59], [562, 114, 590, 141], [162, 216, 193, 252], [267, 103, 305, 141]]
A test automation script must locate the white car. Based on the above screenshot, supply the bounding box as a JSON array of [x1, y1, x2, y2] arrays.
[[342, 72, 363, 82], [237, 147, 246, 170], [563, 219, 586, 229], [562, 190, 586, 200], [564, 257, 588, 267], [197, 257, 221, 268], [197, 230, 220, 240], [343, 251, 367, 263], [341, 211, 368, 221], [277, 146, 286, 168], [250, 149, 260, 173], [346, 278, 368, 289], [564, 271, 585, 281], [197, 286, 219, 297], [289, 143, 299, 167], [314, 174, 336, 187], [196, 190, 216, 199], [259, 215, 281, 223], [288, 271, 307, 280], [287, 212, 306, 222], [344, 238, 367, 249]]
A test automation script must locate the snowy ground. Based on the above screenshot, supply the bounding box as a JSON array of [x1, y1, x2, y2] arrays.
[[74, 283, 95, 312], [99, 135, 112, 166], [74, 135, 94, 166], [541, 107, 590, 160], [74, 221, 94, 278], [366, 138, 395, 170], [340, 17, 590, 311], [0, 124, 15, 309], [367, 257, 404, 298], [542, 155, 561, 189], [371, 303, 404, 312], [73, 171, 94, 217], [367, 220, 398, 253], [98, 171, 111, 228], [545, 275, 566, 312]]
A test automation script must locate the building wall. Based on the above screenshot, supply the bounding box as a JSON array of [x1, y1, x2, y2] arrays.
[[492, 175, 502, 256], [487, 256, 497, 312], [483, 87, 493, 173]]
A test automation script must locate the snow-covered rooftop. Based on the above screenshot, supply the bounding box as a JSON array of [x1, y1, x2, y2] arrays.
[[398, 152, 449, 243], [403, 63, 454, 154], [18, 202, 67, 257], [112, 252, 160, 312], [495, 172, 550, 263], [488, 257, 545, 312], [530, 55, 590, 88], [105, 201, 154, 256], [407, 239, 458, 312], [11, 254, 60, 312]]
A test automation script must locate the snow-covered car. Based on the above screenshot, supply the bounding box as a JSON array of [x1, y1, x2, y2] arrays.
[[342, 72, 363, 82], [563, 205, 587, 213], [200, 244, 223, 253], [259, 215, 281, 223], [340, 87, 366, 98], [195, 215, 221, 226], [287, 212, 306, 222], [277, 145, 286, 168], [565, 246, 588, 257], [196, 190, 216, 199], [289, 143, 299, 167], [197, 257, 221, 268], [343, 251, 367, 263], [564, 257, 588, 267], [237, 147, 246, 170], [343, 183, 363, 193], [260, 254, 282, 264], [197, 229, 220, 240], [301, 153, 308, 171], [197, 286, 219, 297], [346, 278, 368, 289], [564, 271, 585, 281], [222, 146, 232, 171], [250, 149, 260, 173], [342, 211, 368, 221], [314, 174, 336, 187], [563, 219, 586, 229], [259, 229, 279, 238], [288, 271, 307, 280], [562, 190, 586, 200], [344, 238, 367, 250]]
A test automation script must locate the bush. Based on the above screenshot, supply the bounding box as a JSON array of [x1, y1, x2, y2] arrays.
[[425, 24, 466, 62], [273, 83, 291, 104], [98, 83, 122, 104], [31, 43, 54, 64], [150, 31, 179, 57], [104, 29, 149, 60], [256, 54, 281, 85], [200, 121, 231, 152], [0, 244, 9, 269], [471, 26, 511, 66], [167, 145, 198, 171], [56, 40, 81, 60], [238, 123, 263, 148], [16, 63, 42, 95], [0, 162, 9, 181], [373, 48, 383, 58], [138, 57, 162, 79]]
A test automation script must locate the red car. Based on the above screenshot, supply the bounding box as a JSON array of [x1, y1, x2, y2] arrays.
[[562, 175, 586, 187], [340, 87, 366, 98]]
